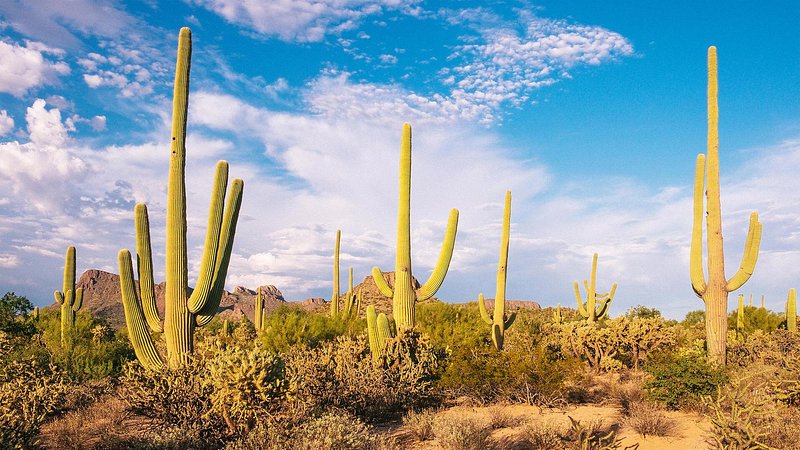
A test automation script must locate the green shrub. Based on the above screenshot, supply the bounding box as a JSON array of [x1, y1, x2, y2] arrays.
[[258, 305, 363, 353], [727, 306, 783, 335], [644, 349, 728, 409], [0, 292, 36, 337], [415, 302, 488, 350]]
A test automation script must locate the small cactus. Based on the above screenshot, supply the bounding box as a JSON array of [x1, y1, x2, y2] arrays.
[[222, 319, 230, 336], [254, 288, 267, 331], [553, 304, 562, 324], [32, 306, 39, 320], [787, 288, 797, 332], [736, 294, 745, 339], [54, 246, 83, 348], [330, 229, 341, 318], [366, 305, 391, 362], [574, 253, 616, 323]]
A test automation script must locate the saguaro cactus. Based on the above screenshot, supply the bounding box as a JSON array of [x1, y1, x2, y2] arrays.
[[342, 268, 359, 320], [553, 304, 562, 324], [690, 47, 762, 366], [736, 294, 745, 339], [574, 253, 616, 323], [54, 246, 83, 347], [254, 288, 266, 331], [372, 123, 459, 330], [33, 306, 39, 320], [330, 229, 341, 318], [787, 288, 797, 332], [477, 191, 516, 350], [366, 305, 391, 362], [118, 28, 244, 369]]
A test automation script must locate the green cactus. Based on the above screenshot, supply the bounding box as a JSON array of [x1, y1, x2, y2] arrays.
[[690, 47, 762, 366], [254, 288, 266, 331], [787, 288, 797, 332], [54, 246, 83, 348], [32, 306, 39, 320], [372, 123, 459, 330], [222, 319, 230, 336], [574, 253, 616, 323], [366, 305, 391, 362], [761, 295, 765, 309], [736, 294, 745, 339], [553, 304, 562, 324], [118, 28, 244, 370], [477, 191, 516, 350], [330, 229, 341, 318], [341, 268, 360, 320]]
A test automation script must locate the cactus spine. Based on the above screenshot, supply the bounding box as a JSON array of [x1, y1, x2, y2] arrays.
[[477, 191, 516, 350], [690, 47, 762, 366], [574, 253, 616, 323], [372, 123, 459, 330], [54, 246, 83, 348], [118, 28, 244, 369], [787, 288, 797, 332], [330, 229, 341, 318]]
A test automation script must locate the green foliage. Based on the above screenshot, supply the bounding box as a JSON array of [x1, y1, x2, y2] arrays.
[[682, 309, 705, 327], [644, 347, 728, 409], [727, 306, 783, 335], [285, 331, 444, 423], [627, 305, 662, 319], [0, 292, 36, 337], [0, 357, 73, 449], [415, 301, 488, 350], [258, 305, 363, 353]]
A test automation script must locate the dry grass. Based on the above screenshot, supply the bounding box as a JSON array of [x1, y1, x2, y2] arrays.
[[40, 396, 149, 450], [622, 401, 678, 438], [402, 409, 437, 441], [431, 412, 493, 450], [486, 404, 524, 429]]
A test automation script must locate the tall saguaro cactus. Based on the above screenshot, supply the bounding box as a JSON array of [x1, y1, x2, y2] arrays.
[[330, 229, 341, 318], [54, 246, 83, 347], [787, 288, 797, 332], [254, 288, 266, 331], [477, 191, 516, 350], [690, 47, 762, 366], [574, 253, 616, 323], [118, 28, 244, 369], [372, 123, 459, 330]]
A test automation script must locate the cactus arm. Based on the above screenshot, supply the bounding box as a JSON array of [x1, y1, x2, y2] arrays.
[[574, 281, 588, 317], [595, 298, 611, 320], [376, 313, 391, 348], [504, 311, 517, 330], [736, 294, 745, 333], [690, 154, 708, 297], [134, 203, 163, 333], [254, 288, 263, 330], [330, 229, 341, 318], [491, 324, 502, 350], [187, 161, 229, 313], [72, 288, 83, 311], [366, 305, 380, 361], [54, 291, 64, 305], [417, 208, 459, 301], [725, 212, 762, 292], [195, 178, 244, 327], [119, 249, 165, 370], [371, 267, 394, 298], [477, 293, 493, 325]]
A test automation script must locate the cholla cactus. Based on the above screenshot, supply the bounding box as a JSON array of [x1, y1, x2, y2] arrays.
[[118, 28, 244, 369], [54, 246, 83, 348], [574, 253, 616, 323], [477, 191, 516, 350], [690, 47, 762, 365], [372, 123, 459, 330], [91, 324, 111, 344]]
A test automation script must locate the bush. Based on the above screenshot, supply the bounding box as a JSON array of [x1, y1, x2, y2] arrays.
[[292, 410, 377, 450], [258, 305, 362, 353], [643, 348, 728, 409], [431, 413, 492, 450], [621, 401, 677, 437], [402, 409, 437, 441]]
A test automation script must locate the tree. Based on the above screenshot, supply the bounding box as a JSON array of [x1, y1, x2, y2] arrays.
[[0, 292, 35, 336]]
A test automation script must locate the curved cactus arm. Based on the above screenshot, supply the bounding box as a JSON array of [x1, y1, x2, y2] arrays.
[[187, 161, 229, 313], [54, 291, 64, 305], [366, 305, 380, 361], [371, 267, 394, 298], [72, 288, 84, 311], [376, 312, 392, 348], [726, 212, 762, 292], [504, 311, 517, 330], [595, 297, 612, 320], [133, 203, 163, 333], [119, 249, 165, 370], [417, 208, 459, 301], [690, 154, 708, 297], [195, 178, 244, 327], [477, 293, 493, 325], [574, 282, 588, 317]]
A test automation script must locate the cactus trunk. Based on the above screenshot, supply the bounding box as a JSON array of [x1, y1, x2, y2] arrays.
[[372, 123, 458, 330], [689, 47, 762, 366], [574, 253, 615, 323], [330, 229, 340, 318], [788, 288, 797, 332]]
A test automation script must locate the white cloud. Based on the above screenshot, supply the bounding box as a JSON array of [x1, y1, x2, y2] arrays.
[[0, 254, 19, 268], [0, 110, 14, 136], [188, 0, 419, 42], [0, 39, 70, 97]]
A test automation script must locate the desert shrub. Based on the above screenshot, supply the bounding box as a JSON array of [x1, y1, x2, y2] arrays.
[[727, 306, 783, 335], [257, 305, 362, 353], [616, 317, 677, 370], [626, 305, 662, 319], [519, 421, 565, 450], [431, 413, 492, 450], [292, 410, 377, 450], [416, 301, 488, 349], [402, 408, 437, 441], [0, 291, 37, 337], [0, 357, 74, 449], [486, 404, 523, 429], [205, 344, 289, 434], [285, 331, 444, 423], [118, 360, 224, 441], [621, 400, 677, 437], [644, 347, 728, 409], [727, 329, 800, 369]]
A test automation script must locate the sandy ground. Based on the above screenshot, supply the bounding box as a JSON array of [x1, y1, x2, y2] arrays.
[[395, 403, 714, 450]]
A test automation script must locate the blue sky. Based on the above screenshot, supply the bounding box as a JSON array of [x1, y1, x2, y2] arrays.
[[0, 1, 798, 319]]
